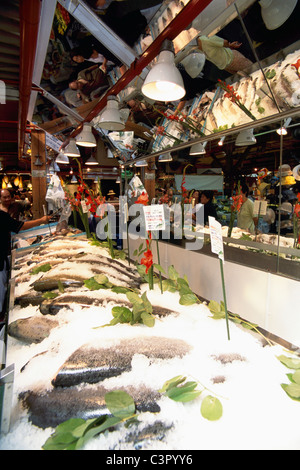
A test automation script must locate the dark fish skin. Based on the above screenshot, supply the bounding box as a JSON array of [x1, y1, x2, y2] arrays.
[[8, 317, 59, 344], [32, 279, 84, 292], [52, 337, 191, 388], [39, 296, 132, 316], [19, 385, 161, 429], [16, 292, 46, 307]]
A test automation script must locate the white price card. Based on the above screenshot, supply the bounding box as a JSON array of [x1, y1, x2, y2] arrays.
[[81, 201, 89, 213], [209, 216, 224, 262], [143, 205, 165, 231], [253, 200, 268, 216]]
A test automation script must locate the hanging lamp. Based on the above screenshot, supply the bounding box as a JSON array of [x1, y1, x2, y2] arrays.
[[64, 138, 81, 157], [218, 136, 225, 146], [158, 152, 172, 162], [71, 174, 78, 183], [235, 129, 257, 146], [98, 95, 125, 131], [85, 155, 99, 165], [134, 159, 148, 167], [276, 117, 292, 135], [189, 141, 207, 155], [76, 123, 97, 147], [141, 39, 185, 102], [55, 152, 69, 164], [259, 0, 297, 30]]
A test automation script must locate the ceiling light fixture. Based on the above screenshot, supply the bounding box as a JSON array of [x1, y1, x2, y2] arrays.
[[134, 159, 148, 167], [259, 0, 297, 30], [158, 152, 172, 162], [98, 95, 125, 131], [218, 136, 225, 146], [276, 117, 292, 135], [34, 156, 43, 166], [189, 141, 207, 155], [55, 152, 69, 164], [85, 155, 99, 166], [64, 138, 81, 157], [235, 129, 257, 146], [141, 39, 186, 102], [76, 123, 97, 147], [71, 174, 78, 183]]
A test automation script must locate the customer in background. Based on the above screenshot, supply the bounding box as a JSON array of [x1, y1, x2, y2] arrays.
[[237, 182, 258, 233], [68, 64, 109, 102], [200, 190, 218, 225]]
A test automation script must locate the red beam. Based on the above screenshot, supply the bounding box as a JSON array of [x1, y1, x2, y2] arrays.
[[18, 0, 42, 160], [82, 0, 213, 124]]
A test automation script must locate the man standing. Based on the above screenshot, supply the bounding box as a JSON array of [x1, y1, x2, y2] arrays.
[[0, 198, 50, 313]]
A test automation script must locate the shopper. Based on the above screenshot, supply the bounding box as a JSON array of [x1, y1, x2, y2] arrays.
[[0, 209, 50, 312], [200, 190, 218, 225], [68, 64, 109, 102], [197, 35, 253, 74], [237, 183, 258, 233]]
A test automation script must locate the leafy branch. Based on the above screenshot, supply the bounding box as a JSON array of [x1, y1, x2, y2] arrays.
[[103, 290, 156, 328], [162, 265, 200, 306], [42, 390, 137, 450], [207, 300, 273, 346], [277, 354, 300, 401], [159, 375, 223, 421]]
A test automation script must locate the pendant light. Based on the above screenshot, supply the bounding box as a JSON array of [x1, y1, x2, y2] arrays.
[[64, 138, 81, 157], [218, 136, 225, 146], [141, 39, 186, 102], [85, 155, 99, 166], [158, 152, 172, 162], [34, 156, 43, 166], [276, 117, 292, 135], [76, 123, 97, 147], [259, 0, 297, 30], [55, 152, 69, 164], [71, 174, 78, 183], [98, 95, 125, 131], [235, 129, 257, 146], [189, 141, 207, 155], [134, 159, 148, 167]]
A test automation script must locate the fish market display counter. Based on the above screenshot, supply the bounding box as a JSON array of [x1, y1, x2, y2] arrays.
[[1, 233, 300, 450], [125, 234, 300, 348]]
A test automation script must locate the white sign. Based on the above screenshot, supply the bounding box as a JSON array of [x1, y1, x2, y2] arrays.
[[209, 216, 224, 262], [253, 200, 268, 216], [143, 205, 165, 231], [81, 201, 89, 214], [45, 132, 63, 153]]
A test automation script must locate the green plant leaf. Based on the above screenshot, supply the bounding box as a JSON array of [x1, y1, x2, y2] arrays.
[[166, 381, 201, 402], [201, 396, 223, 421], [30, 263, 52, 275], [84, 277, 102, 290], [153, 263, 165, 274], [168, 265, 179, 281], [111, 306, 132, 322], [292, 370, 300, 385], [277, 355, 300, 370], [141, 311, 155, 327], [111, 286, 131, 294], [42, 291, 59, 300], [94, 274, 109, 285], [141, 291, 152, 314], [179, 293, 198, 305], [281, 383, 300, 400], [159, 375, 186, 393], [162, 279, 177, 293], [57, 280, 65, 293], [105, 390, 135, 419], [126, 291, 143, 305]]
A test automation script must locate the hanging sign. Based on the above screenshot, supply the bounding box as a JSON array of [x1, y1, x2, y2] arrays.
[[45, 132, 62, 153], [143, 205, 165, 231]]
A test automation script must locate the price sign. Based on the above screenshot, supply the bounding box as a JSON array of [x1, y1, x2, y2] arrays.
[[143, 205, 165, 231], [209, 216, 224, 262]]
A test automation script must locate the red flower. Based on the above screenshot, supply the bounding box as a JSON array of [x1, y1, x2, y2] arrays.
[[231, 194, 243, 212], [140, 247, 153, 274], [291, 59, 300, 77], [135, 192, 149, 206], [294, 203, 300, 218]]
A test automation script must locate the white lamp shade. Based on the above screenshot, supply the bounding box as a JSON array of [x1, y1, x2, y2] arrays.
[[76, 123, 97, 147], [98, 96, 125, 131], [158, 152, 172, 162], [235, 129, 257, 146], [85, 155, 99, 165], [259, 0, 297, 30], [64, 138, 81, 157], [71, 174, 78, 183], [135, 159, 148, 167], [142, 40, 185, 102], [189, 141, 207, 155], [55, 152, 69, 164], [276, 117, 292, 135], [180, 52, 206, 79]]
